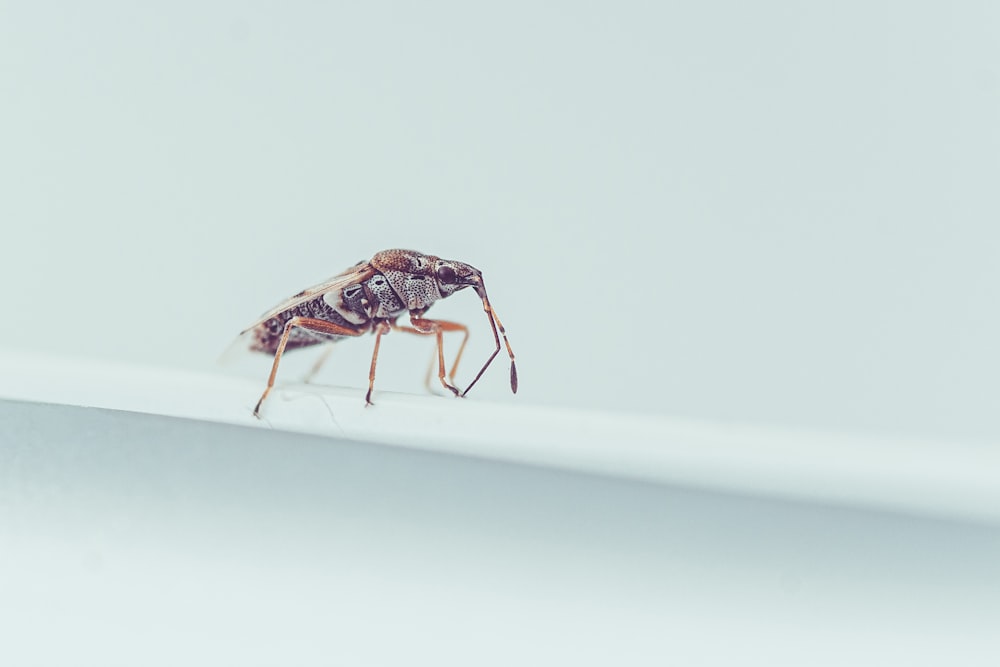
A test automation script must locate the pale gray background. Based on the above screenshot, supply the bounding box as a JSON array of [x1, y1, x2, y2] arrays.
[[2, 1, 998, 441]]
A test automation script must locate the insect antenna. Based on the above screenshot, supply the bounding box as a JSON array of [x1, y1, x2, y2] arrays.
[[462, 294, 517, 396]]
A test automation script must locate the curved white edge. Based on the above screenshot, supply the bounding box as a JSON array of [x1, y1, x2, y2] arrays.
[[2, 349, 999, 525]]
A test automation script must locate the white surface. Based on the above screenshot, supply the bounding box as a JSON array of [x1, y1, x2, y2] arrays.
[[2, 349, 999, 527], [3, 353, 1000, 665], [2, 2, 1000, 442], [3, 397, 1000, 666]]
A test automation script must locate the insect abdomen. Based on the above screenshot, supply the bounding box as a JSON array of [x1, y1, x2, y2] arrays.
[[250, 294, 367, 354]]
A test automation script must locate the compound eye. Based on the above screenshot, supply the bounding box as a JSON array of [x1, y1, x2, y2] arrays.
[[436, 264, 458, 284]]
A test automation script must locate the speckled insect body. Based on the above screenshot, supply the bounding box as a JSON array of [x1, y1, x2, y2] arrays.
[[240, 249, 517, 417]]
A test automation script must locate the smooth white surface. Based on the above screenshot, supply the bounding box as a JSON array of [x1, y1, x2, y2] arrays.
[[2, 350, 999, 526], [2, 2, 1000, 442], [3, 399, 1000, 667]]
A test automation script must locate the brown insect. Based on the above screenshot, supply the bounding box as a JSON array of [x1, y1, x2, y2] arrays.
[[239, 249, 517, 417]]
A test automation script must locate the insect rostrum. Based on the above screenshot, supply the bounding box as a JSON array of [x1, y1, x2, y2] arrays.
[[239, 249, 517, 417]]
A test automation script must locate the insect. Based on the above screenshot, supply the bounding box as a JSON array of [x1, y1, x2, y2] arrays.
[[239, 249, 517, 417]]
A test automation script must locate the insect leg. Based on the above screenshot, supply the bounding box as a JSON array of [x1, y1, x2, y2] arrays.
[[392, 321, 461, 395], [254, 317, 365, 418], [441, 321, 470, 384], [422, 346, 437, 394], [302, 344, 335, 384], [391, 335, 438, 396], [392, 321, 458, 396], [394, 318, 469, 397], [365, 320, 392, 406]]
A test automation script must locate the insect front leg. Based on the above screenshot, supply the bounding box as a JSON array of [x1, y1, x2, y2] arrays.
[[254, 317, 365, 418], [394, 317, 469, 397], [392, 323, 452, 396], [440, 322, 470, 385]]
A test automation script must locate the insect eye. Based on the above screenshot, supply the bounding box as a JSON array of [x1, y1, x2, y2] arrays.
[[436, 265, 457, 284]]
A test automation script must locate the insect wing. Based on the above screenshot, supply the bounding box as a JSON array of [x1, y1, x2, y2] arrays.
[[239, 262, 376, 335]]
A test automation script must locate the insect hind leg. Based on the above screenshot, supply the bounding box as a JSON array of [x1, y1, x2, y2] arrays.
[[302, 344, 336, 384], [254, 317, 365, 418]]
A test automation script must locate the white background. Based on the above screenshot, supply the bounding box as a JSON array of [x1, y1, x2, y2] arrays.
[[2, 1, 998, 441]]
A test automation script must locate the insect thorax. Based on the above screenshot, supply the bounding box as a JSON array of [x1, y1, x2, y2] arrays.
[[362, 269, 444, 316]]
